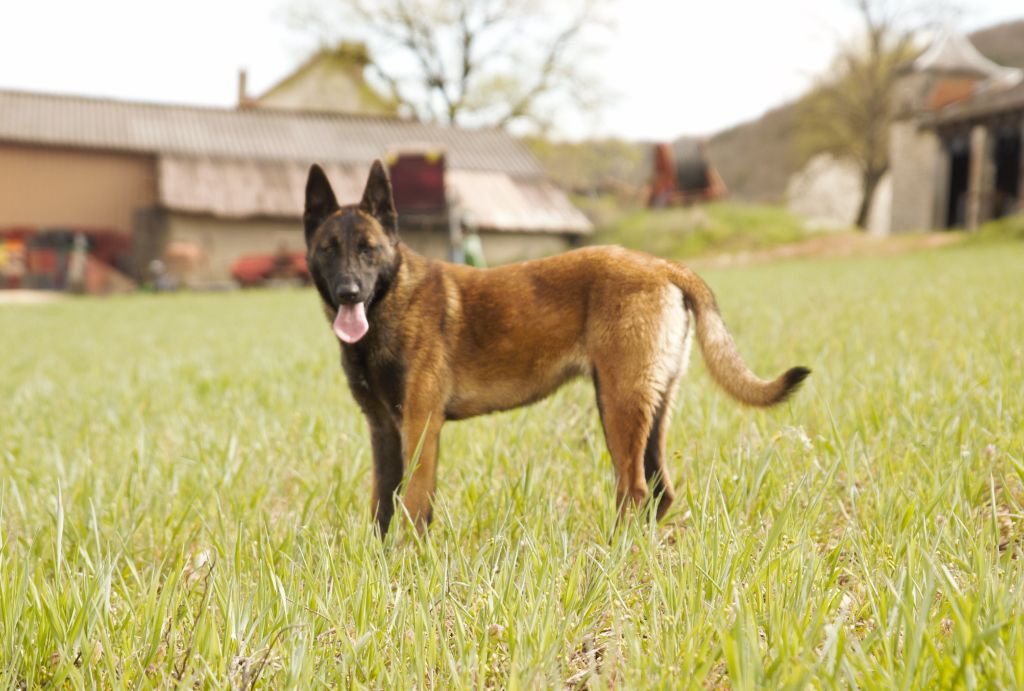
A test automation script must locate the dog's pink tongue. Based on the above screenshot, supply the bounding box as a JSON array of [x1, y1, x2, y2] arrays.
[[333, 302, 369, 344]]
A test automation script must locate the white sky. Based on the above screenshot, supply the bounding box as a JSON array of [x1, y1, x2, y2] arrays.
[[0, 0, 1020, 141]]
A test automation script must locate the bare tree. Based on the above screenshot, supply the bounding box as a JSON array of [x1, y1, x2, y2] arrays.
[[798, 1, 941, 229], [292, 0, 606, 131]]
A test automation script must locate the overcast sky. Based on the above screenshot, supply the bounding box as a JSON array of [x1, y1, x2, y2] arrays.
[[0, 0, 1020, 141]]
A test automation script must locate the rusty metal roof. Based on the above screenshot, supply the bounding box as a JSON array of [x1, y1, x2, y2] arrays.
[[158, 157, 591, 234], [447, 170, 592, 234], [0, 89, 543, 176]]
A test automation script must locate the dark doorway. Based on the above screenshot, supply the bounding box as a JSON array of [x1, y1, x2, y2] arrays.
[[993, 127, 1021, 219], [945, 134, 970, 228]]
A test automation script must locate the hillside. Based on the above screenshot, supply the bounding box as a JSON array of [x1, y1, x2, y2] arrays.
[[523, 19, 1024, 209], [705, 100, 802, 204], [523, 136, 650, 195], [704, 18, 1024, 203], [971, 19, 1024, 68]]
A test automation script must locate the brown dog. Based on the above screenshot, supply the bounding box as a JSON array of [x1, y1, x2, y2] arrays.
[[304, 161, 809, 536]]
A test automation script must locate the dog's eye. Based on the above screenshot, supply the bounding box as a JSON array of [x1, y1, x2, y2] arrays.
[[359, 244, 374, 257]]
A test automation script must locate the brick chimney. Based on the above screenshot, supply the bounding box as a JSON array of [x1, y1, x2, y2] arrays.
[[237, 68, 253, 108]]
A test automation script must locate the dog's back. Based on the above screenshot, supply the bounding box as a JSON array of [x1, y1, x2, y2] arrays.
[[423, 246, 807, 417]]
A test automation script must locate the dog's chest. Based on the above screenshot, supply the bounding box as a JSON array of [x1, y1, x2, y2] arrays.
[[341, 345, 405, 419]]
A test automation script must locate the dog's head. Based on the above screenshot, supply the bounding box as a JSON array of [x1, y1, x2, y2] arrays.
[[304, 160, 401, 344]]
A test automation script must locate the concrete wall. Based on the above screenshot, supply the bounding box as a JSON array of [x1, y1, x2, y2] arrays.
[[404, 219, 572, 264], [0, 141, 581, 286], [785, 154, 891, 234], [0, 143, 157, 233], [480, 231, 571, 264], [786, 154, 862, 230], [888, 120, 942, 233], [166, 214, 306, 287], [166, 212, 575, 287], [1019, 118, 1024, 214]]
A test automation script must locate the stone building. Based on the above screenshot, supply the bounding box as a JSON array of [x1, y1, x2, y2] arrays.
[[888, 31, 1024, 232]]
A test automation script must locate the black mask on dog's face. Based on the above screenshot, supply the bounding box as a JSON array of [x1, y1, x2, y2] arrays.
[[303, 161, 400, 344]]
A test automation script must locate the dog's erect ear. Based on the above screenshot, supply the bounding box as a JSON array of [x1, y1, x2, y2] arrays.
[[359, 160, 398, 241], [304, 164, 338, 246]]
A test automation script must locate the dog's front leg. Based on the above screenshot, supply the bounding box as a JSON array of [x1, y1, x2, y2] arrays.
[[368, 417, 403, 537], [399, 374, 446, 534]]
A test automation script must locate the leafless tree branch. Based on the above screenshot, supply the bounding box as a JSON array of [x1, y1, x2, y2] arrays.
[[295, 0, 606, 130]]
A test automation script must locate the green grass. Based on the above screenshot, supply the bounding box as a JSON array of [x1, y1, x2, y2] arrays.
[[972, 213, 1024, 243], [591, 200, 814, 259], [2, 242, 1023, 688]]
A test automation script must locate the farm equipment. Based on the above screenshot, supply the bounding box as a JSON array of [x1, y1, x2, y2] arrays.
[[230, 251, 310, 287]]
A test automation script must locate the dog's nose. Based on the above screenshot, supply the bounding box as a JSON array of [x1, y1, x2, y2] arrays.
[[336, 281, 360, 303]]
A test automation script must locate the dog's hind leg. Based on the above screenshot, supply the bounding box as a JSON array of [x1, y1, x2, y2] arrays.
[[643, 377, 680, 521]]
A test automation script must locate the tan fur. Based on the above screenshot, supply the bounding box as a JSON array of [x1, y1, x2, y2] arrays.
[[306, 163, 809, 534], [665, 264, 805, 406], [348, 245, 805, 530]]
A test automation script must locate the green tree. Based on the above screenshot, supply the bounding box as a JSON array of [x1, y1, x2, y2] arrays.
[[798, 0, 922, 229]]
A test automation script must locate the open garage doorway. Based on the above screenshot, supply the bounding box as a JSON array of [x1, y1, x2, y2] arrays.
[[944, 134, 970, 228], [993, 126, 1021, 219]]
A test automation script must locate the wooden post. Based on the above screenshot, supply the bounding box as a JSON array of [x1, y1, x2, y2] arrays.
[[931, 136, 950, 231], [1018, 116, 1024, 214], [966, 124, 993, 231]]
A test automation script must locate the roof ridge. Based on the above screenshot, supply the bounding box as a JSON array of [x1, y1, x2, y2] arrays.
[[0, 86, 396, 123], [0, 87, 543, 175], [0, 87, 520, 136]]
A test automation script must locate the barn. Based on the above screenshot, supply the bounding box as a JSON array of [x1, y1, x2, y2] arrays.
[[888, 30, 1024, 233], [0, 81, 590, 289]]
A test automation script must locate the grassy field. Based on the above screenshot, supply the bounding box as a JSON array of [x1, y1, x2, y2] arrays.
[[2, 241, 1023, 688], [588, 199, 814, 260]]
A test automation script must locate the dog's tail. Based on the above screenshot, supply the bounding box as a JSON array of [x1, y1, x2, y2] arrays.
[[667, 263, 809, 407]]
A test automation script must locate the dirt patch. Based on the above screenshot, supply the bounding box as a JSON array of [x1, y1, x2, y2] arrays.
[[0, 290, 65, 305], [690, 231, 966, 269]]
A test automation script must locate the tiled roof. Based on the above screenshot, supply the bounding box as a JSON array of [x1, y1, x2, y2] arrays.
[[929, 80, 1024, 124], [0, 89, 543, 176]]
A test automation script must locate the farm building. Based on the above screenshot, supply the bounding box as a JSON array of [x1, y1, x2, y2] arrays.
[[889, 30, 1024, 232], [0, 46, 590, 289], [784, 28, 1024, 234], [704, 21, 1024, 234], [243, 42, 397, 116]]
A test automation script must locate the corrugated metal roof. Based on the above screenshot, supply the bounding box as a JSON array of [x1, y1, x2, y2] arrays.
[[0, 89, 543, 176], [158, 157, 592, 234], [447, 170, 592, 234]]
